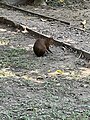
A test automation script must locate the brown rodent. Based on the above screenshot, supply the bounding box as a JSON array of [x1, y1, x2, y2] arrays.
[[33, 37, 55, 57], [13, 0, 34, 5]]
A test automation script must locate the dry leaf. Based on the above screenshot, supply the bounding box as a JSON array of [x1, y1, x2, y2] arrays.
[[40, 18, 47, 22], [81, 20, 87, 29], [0, 39, 9, 45], [59, 0, 64, 3], [81, 20, 86, 25], [0, 68, 15, 77], [0, 28, 7, 32], [48, 70, 64, 77]]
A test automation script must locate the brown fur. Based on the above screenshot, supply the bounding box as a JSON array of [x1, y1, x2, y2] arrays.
[[33, 37, 54, 57], [13, 0, 34, 5]]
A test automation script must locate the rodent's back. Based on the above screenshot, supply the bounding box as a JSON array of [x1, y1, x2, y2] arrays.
[[33, 39, 46, 57]]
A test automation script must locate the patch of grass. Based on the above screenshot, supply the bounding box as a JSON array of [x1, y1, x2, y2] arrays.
[[47, 0, 63, 7], [0, 48, 33, 69], [17, 115, 30, 120], [15, 110, 90, 120], [68, 110, 90, 120], [0, 112, 13, 120]]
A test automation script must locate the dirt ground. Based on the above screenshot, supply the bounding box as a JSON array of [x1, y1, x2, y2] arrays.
[[0, 1, 90, 120]]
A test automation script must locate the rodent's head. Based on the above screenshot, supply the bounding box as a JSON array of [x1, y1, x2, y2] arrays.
[[49, 37, 55, 45]]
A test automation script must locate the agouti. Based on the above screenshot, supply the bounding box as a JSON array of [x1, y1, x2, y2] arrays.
[[33, 37, 55, 57], [13, 0, 34, 5]]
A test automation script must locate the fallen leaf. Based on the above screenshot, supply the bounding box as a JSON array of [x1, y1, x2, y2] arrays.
[[48, 70, 51, 72], [0, 68, 15, 77], [0, 28, 7, 32], [81, 20, 86, 25], [48, 70, 64, 77], [0, 39, 9, 45], [40, 18, 47, 22], [81, 20, 87, 28], [56, 70, 64, 74], [59, 0, 64, 3]]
